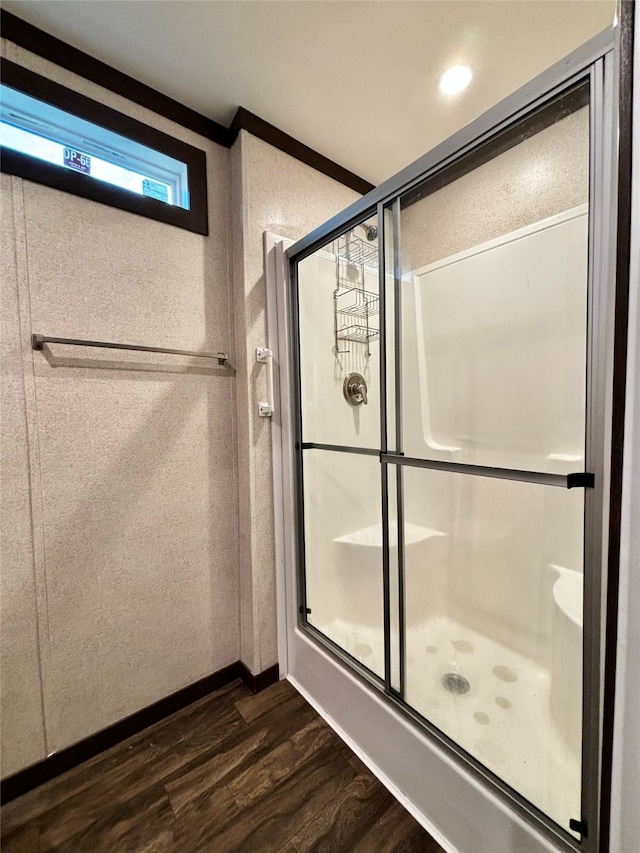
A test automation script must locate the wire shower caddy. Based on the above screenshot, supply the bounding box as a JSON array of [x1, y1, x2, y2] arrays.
[[333, 231, 379, 355]]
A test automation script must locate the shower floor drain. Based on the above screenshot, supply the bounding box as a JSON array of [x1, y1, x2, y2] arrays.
[[441, 672, 471, 695]]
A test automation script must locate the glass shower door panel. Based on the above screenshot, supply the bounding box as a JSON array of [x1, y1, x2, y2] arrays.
[[398, 98, 590, 474], [297, 216, 380, 449], [302, 449, 384, 678], [401, 465, 584, 833]]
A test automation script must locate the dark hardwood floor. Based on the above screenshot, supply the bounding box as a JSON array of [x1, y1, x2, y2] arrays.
[[1, 678, 445, 852]]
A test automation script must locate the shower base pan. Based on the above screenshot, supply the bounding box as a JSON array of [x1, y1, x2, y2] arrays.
[[317, 613, 580, 837]]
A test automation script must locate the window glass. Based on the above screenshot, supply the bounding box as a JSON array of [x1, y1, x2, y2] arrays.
[[1, 85, 187, 208], [0, 60, 208, 235]]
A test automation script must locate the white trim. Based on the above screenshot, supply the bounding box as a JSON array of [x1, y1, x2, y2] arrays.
[[264, 232, 296, 676], [287, 673, 458, 853]]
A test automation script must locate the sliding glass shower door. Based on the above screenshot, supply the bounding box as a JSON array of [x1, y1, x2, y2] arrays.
[[290, 45, 615, 851], [387, 84, 590, 833], [296, 214, 385, 678]]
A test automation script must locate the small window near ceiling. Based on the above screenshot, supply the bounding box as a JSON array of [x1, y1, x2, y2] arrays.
[[0, 60, 208, 235]]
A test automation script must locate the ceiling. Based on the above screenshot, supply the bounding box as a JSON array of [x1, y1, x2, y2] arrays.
[[2, 0, 616, 185]]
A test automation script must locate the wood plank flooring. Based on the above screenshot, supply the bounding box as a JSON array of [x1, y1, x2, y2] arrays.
[[1, 678, 445, 852]]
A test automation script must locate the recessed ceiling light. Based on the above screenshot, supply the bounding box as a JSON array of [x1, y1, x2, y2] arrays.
[[438, 64, 473, 95]]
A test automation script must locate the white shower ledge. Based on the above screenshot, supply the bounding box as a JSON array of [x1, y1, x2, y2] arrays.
[[551, 565, 583, 628], [333, 521, 446, 547]]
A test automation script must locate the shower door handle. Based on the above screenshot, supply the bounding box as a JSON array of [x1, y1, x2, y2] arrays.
[[257, 347, 275, 417]]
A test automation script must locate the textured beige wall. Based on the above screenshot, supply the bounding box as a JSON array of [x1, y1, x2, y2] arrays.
[[402, 106, 589, 270], [0, 175, 47, 776], [1, 33, 362, 771], [1, 39, 239, 765], [232, 131, 360, 673]]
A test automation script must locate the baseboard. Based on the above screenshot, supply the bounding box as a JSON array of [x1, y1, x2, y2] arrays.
[[1, 659, 279, 804], [239, 662, 280, 694]]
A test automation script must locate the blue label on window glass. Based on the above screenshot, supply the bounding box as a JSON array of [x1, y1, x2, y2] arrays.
[[142, 179, 169, 203], [63, 147, 91, 174]]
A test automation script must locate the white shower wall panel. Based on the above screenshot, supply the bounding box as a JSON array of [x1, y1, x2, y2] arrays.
[[297, 246, 384, 669], [302, 450, 384, 673], [298, 252, 380, 449], [401, 208, 587, 666], [402, 468, 584, 668], [404, 207, 588, 472]]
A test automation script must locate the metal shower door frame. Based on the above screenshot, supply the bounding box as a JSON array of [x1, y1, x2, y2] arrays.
[[286, 25, 621, 853]]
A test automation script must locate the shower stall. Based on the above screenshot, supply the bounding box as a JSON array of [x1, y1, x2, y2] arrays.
[[275, 26, 622, 853]]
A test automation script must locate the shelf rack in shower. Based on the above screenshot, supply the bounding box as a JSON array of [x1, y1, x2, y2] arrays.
[[334, 231, 379, 269], [333, 232, 379, 354], [334, 285, 380, 346], [336, 323, 381, 345]]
